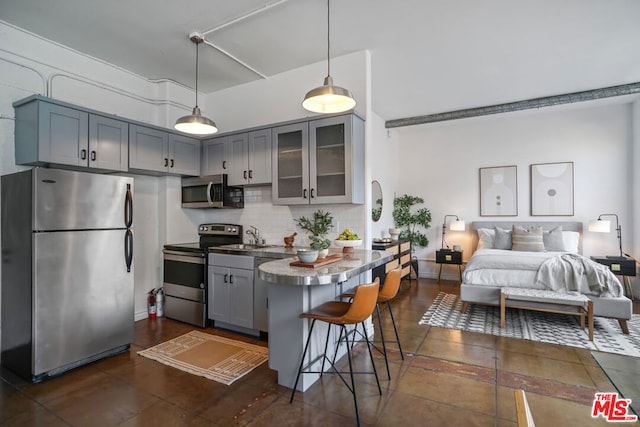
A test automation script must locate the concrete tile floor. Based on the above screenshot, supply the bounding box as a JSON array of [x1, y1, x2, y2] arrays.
[[1, 278, 637, 426]]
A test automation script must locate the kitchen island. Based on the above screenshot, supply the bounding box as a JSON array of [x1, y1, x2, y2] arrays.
[[258, 248, 393, 391]]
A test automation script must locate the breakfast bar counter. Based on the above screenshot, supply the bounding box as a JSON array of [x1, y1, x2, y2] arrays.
[[258, 248, 393, 391]]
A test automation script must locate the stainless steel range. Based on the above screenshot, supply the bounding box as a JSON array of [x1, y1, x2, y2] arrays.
[[162, 224, 242, 327]]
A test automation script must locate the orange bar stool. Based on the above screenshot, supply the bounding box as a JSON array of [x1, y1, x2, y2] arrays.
[[342, 266, 404, 380], [289, 279, 382, 426]]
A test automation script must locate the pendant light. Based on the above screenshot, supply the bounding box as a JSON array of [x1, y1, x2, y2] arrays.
[[174, 33, 218, 135], [302, 0, 356, 114]]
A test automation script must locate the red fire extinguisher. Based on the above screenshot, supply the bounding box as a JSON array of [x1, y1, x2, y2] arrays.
[[147, 289, 157, 319]]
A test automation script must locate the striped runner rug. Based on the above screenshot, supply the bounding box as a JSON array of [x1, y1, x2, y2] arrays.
[[419, 292, 640, 357]]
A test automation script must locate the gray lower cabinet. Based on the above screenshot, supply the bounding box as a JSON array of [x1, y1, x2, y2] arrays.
[[208, 254, 254, 329], [129, 125, 200, 176], [14, 98, 128, 172]]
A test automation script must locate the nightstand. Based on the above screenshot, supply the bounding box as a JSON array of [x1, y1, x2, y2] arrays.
[[590, 256, 636, 299], [435, 249, 463, 282]]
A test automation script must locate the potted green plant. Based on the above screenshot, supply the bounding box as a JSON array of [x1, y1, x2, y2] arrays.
[[295, 209, 334, 258], [392, 194, 432, 276]]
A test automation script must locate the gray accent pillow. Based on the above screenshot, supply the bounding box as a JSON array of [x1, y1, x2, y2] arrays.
[[493, 226, 512, 250], [543, 225, 566, 251], [511, 226, 545, 252]]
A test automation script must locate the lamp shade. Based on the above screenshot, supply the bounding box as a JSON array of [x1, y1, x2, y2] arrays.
[[449, 220, 466, 231], [588, 219, 611, 233], [302, 76, 356, 114], [174, 106, 218, 135]]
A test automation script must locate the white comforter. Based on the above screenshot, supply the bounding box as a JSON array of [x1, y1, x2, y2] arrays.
[[462, 248, 623, 297]]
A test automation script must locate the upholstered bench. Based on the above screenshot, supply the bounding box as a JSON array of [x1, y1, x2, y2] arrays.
[[500, 287, 594, 341]]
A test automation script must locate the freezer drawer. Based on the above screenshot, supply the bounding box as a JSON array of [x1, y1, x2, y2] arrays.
[[164, 295, 206, 328]]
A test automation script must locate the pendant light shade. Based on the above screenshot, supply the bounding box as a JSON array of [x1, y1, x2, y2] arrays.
[[302, 0, 356, 114], [175, 33, 218, 135]]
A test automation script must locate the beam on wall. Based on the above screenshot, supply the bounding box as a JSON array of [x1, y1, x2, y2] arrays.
[[385, 82, 640, 129]]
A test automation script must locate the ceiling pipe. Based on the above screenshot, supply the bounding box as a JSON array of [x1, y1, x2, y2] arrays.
[[197, 0, 290, 80], [385, 82, 640, 129], [201, 0, 290, 36]]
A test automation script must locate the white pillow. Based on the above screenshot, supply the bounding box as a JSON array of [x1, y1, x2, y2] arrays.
[[477, 228, 495, 249], [562, 231, 580, 253]]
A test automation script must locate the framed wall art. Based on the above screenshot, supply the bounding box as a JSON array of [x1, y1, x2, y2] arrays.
[[530, 161, 574, 216], [479, 165, 518, 216]]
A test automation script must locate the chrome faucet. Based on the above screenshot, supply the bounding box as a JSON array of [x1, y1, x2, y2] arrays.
[[246, 225, 260, 244]]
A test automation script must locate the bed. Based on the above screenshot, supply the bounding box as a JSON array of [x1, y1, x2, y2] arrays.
[[460, 221, 633, 333]]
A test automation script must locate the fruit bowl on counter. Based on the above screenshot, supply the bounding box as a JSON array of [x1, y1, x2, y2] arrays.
[[334, 239, 363, 253]]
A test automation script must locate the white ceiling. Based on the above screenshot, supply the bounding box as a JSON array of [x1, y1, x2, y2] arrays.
[[1, 0, 639, 121]]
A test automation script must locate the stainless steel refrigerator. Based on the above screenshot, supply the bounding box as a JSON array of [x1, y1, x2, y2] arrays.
[[1, 168, 134, 382]]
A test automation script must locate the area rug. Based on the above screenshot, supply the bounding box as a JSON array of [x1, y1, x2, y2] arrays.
[[137, 330, 268, 385], [419, 292, 640, 357]]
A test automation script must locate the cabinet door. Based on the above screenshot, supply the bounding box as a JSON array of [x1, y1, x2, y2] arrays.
[[309, 115, 350, 204], [128, 125, 168, 173], [248, 129, 272, 185], [88, 115, 128, 172], [201, 137, 228, 176], [39, 102, 89, 167], [228, 267, 254, 328], [227, 133, 249, 186], [168, 133, 200, 176], [272, 122, 309, 205], [208, 266, 230, 321]]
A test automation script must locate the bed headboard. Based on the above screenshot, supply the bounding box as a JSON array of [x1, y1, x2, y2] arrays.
[[471, 221, 583, 253]]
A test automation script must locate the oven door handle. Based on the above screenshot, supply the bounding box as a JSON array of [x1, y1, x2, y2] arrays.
[[163, 251, 206, 264]]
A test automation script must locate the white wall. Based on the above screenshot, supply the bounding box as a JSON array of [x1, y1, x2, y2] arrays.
[[391, 101, 638, 285]]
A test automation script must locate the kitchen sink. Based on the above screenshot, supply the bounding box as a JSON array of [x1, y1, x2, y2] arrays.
[[216, 243, 276, 250]]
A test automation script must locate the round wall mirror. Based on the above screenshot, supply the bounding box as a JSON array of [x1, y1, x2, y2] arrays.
[[371, 180, 383, 222]]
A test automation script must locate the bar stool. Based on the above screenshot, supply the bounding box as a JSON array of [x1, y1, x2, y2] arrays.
[[289, 279, 382, 426], [342, 266, 404, 380]]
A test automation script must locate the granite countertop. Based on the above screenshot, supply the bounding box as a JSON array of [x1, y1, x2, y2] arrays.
[[257, 248, 393, 285]]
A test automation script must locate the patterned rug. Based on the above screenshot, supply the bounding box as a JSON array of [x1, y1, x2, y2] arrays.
[[138, 330, 268, 385], [419, 292, 640, 357]]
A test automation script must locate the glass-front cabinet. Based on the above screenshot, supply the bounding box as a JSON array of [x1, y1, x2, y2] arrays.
[[272, 114, 364, 205]]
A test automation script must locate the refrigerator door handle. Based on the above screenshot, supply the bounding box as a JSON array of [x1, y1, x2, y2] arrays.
[[124, 184, 133, 228], [124, 229, 133, 273]]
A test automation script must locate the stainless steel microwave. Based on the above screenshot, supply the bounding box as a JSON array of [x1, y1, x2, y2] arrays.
[[181, 175, 244, 208]]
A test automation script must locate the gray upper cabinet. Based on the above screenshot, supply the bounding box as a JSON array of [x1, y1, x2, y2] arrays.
[[14, 98, 128, 172], [272, 114, 364, 205], [88, 115, 128, 172], [129, 125, 200, 176], [229, 129, 272, 186], [168, 133, 201, 176], [202, 129, 272, 185], [201, 137, 229, 176]]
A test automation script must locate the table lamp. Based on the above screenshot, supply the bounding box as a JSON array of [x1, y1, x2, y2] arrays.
[[441, 215, 465, 249], [588, 213, 625, 259]]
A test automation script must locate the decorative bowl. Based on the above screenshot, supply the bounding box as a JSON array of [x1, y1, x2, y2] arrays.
[[296, 249, 319, 263], [334, 239, 363, 253]]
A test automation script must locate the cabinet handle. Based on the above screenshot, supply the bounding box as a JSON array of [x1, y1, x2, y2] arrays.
[[80, 149, 87, 160], [164, 158, 168, 167], [310, 188, 315, 198], [90, 151, 96, 161], [170, 159, 174, 168], [303, 189, 307, 199], [249, 170, 253, 179], [244, 170, 247, 179], [223, 160, 227, 170], [229, 274, 234, 284], [224, 273, 228, 283]]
